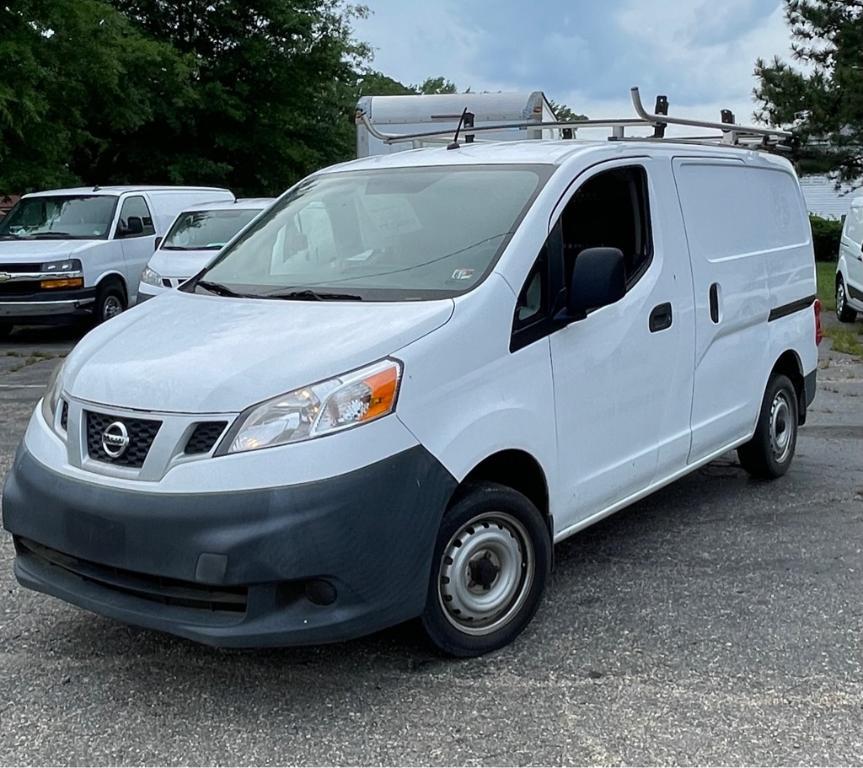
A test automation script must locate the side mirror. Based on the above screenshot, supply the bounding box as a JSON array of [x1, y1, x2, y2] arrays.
[[154, 236, 163, 251], [119, 216, 144, 238], [564, 247, 626, 321]]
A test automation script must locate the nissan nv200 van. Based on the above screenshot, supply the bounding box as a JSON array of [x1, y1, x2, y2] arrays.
[[138, 199, 274, 300], [2, 140, 819, 656], [0, 186, 234, 336]]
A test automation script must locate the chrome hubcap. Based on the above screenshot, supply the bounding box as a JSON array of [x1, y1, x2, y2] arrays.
[[439, 512, 533, 636], [103, 296, 123, 319], [837, 284, 846, 315], [769, 391, 794, 463]]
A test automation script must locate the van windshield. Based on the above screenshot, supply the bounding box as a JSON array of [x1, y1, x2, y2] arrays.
[[0, 195, 117, 240], [191, 165, 551, 301], [162, 208, 263, 251]]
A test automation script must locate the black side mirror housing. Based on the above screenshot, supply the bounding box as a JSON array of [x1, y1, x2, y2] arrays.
[[154, 236, 163, 250], [563, 247, 626, 321], [119, 216, 144, 238]]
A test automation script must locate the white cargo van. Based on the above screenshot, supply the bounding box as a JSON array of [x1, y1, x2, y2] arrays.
[[836, 195, 863, 322], [0, 186, 234, 336], [2, 95, 819, 656], [138, 198, 274, 301]]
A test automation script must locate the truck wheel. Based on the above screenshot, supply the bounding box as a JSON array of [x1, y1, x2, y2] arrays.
[[95, 281, 127, 324], [421, 482, 551, 657], [836, 277, 857, 323], [737, 373, 799, 479]]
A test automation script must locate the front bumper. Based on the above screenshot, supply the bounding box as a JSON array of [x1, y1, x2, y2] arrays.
[[2, 445, 456, 647], [0, 288, 96, 323]]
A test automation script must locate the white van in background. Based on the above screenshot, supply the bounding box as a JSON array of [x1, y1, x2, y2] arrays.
[[0, 186, 234, 337], [3, 136, 819, 657], [836, 195, 863, 322], [138, 198, 273, 301]]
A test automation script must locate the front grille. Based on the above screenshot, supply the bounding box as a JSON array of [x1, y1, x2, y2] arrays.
[[184, 421, 227, 455], [85, 411, 161, 468], [0, 280, 41, 297], [161, 278, 172, 288], [0, 262, 42, 273], [60, 400, 68, 431], [17, 538, 247, 613]]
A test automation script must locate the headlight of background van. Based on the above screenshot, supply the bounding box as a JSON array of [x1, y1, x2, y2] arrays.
[[40, 359, 66, 431], [218, 359, 402, 455], [41, 258, 82, 273], [140, 267, 162, 287]]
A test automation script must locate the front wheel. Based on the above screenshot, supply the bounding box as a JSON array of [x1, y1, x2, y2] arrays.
[[94, 281, 127, 324], [737, 373, 799, 479], [421, 482, 551, 657], [836, 277, 857, 323]]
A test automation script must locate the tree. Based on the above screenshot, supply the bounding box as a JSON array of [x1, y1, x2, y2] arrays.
[[0, 1, 190, 191], [755, 0, 863, 184], [548, 99, 588, 123], [415, 77, 458, 95]]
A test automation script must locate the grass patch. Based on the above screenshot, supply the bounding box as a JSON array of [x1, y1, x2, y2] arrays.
[[816, 261, 837, 312], [826, 327, 863, 357]]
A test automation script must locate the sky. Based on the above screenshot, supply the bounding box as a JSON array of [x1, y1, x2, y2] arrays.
[[353, 0, 795, 130]]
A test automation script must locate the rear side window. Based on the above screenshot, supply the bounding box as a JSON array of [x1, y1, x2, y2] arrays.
[[673, 162, 809, 261], [844, 204, 863, 246]]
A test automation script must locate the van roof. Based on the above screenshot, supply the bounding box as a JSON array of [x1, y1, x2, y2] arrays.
[[23, 186, 233, 198], [326, 139, 793, 173]]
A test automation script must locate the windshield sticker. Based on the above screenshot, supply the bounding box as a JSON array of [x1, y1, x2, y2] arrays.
[[451, 268, 475, 280]]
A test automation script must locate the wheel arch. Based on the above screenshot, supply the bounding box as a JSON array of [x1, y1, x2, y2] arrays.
[[94, 270, 128, 301], [769, 349, 807, 425]]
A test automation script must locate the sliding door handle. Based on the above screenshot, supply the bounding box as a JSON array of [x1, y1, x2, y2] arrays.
[[709, 283, 720, 323], [649, 302, 673, 332]]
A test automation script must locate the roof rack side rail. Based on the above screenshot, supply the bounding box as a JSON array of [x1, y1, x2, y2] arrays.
[[629, 87, 791, 140]]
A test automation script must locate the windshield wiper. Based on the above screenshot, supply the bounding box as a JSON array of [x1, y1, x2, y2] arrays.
[[30, 232, 75, 239], [0, 233, 25, 240], [195, 280, 253, 298], [265, 289, 363, 302]]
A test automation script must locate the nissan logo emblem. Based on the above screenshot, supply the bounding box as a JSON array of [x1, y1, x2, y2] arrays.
[[101, 421, 130, 459]]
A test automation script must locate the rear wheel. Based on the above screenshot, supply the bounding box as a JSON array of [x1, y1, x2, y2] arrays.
[[95, 280, 127, 324], [421, 482, 551, 657], [737, 373, 799, 479], [836, 277, 857, 323]]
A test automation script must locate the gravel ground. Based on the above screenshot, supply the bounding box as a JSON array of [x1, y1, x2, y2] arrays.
[[1, 321, 862, 766]]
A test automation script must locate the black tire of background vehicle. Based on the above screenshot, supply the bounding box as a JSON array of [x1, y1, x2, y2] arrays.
[[737, 373, 799, 479], [0, 322, 12, 339], [421, 481, 551, 657], [95, 280, 127, 324], [836, 276, 857, 323]]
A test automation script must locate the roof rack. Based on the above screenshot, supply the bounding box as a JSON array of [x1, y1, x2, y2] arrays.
[[355, 86, 794, 152]]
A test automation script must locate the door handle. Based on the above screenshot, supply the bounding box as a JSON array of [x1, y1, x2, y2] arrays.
[[709, 283, 720, 323], [649, 302, 673, 332]]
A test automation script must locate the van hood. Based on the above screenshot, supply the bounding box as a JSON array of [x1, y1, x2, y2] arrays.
[[148, 248, 217, 280], [0, 239, 96, 262], [63, 290, 454, 413]]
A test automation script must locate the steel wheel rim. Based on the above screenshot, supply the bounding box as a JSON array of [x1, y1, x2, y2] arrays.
[[438, 511, 534, 636], [837, 284, 846, 317], [769, 390, 793, 463], [103, 295, 123, 319]]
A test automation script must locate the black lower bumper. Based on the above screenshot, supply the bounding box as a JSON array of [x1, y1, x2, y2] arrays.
[[0, 287, 97, 325], [2, 446, 456, 647]]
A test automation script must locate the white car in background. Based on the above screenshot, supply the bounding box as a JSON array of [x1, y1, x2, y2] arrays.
[[137, 198, 273, 301], [836, 195, 863, 322]]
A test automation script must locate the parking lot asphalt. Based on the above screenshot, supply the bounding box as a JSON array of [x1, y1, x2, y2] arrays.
[[1, 321, 862, 766]]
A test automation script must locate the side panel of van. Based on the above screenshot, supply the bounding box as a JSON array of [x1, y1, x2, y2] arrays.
[[672, 158, 808, 462], [840, 201, 863, 309]]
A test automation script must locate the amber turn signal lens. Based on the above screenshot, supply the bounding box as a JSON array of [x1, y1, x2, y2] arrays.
[[40, 277, 84, 290], [361, 365, 400, 422]]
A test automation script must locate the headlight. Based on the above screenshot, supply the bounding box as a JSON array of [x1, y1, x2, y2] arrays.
[[141, 267, 162, 287], [220, 359, 402, 455], [41, 258, 82, 273], [40, 359, 66, 430]]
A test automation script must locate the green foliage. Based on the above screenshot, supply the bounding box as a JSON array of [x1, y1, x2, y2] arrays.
[[415, 77, 457, 95], [809, 212, 843, 261], [755, 1, 863, 186], [548, 100, 588, 122]]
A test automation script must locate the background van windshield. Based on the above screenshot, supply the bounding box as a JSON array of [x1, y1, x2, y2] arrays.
[[195, 165, 549, 301], [163, 209, 262, 251], [0, 196, 117, 240]]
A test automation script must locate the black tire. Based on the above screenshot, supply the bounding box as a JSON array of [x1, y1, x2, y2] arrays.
[[94, 280, 127, 324], [421, 482, 551, 657], [737, 373, 799, 479], [836, 276, 857, 323], [0, 322, 12, 340]]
